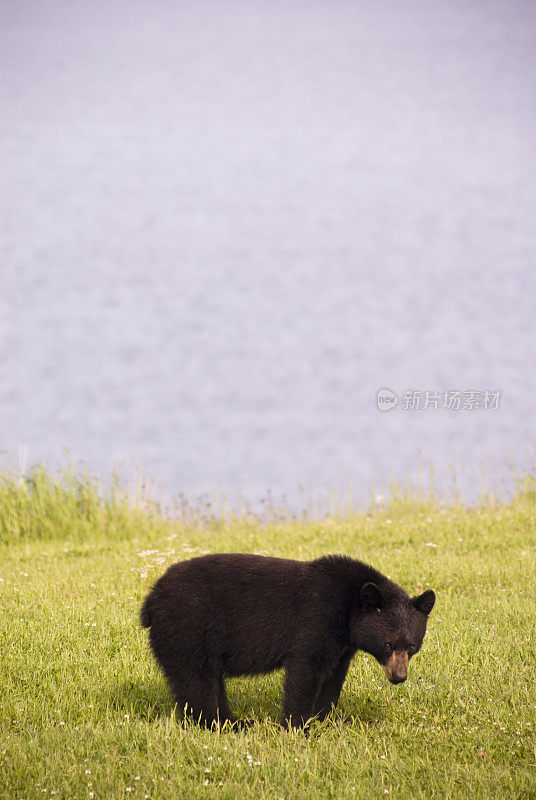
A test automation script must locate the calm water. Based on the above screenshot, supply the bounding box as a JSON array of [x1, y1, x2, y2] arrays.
[[2, 0, 536, 506]]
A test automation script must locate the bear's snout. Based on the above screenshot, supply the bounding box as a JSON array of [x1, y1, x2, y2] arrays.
[[382, 651, 408, 684]]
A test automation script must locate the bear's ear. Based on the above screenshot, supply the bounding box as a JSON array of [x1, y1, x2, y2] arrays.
[[361, 582, 384, 609], [412, 589, 435, 615]]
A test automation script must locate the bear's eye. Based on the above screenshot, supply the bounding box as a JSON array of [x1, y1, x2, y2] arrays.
[[408, 644, 416, 653], [385, 642, 393, 651]]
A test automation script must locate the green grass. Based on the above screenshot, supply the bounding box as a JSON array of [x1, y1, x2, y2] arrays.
[[1, 466, 536, 799]]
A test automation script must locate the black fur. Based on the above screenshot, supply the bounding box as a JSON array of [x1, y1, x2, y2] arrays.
[[140, 553, 435, 728]]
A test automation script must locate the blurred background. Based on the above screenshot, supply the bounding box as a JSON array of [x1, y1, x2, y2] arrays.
[[2, 0, 535, 507]]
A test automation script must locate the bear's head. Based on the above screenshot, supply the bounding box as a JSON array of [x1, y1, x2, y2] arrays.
[[352, 582, 435, 683]]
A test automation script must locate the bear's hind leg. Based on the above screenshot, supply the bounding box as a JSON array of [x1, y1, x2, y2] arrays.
[[170, 672, 223, 728], [215, 676, 237, 726]]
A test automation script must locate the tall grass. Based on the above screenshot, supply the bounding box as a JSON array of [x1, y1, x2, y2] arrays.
[[1, 466, 535, 799]]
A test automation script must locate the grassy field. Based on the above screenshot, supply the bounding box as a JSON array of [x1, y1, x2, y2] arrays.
[[1, 466, 535, 799]]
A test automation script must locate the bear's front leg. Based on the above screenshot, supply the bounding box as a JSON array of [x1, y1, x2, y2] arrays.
[[312, 653, 352, 722], [281, 661, 324, 729]]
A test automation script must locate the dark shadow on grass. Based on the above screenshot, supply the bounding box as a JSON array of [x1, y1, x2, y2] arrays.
[[106, 677, 279, 728], [225, 673, 282, 724], [107, 678, 172, 722], [338, 691, 390, 725], [108, 679, 386, 731]]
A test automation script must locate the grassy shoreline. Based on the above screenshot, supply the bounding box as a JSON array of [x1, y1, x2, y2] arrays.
[[1, 467, 535, 799]]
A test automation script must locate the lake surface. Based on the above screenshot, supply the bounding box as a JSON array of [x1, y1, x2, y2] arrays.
[[2, 0, 536, 507]]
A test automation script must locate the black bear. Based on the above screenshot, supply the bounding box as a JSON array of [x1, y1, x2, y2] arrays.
[[140, 553, 435, 728]]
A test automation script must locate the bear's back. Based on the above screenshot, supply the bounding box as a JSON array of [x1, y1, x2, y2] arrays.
[[145, 553, 310, 676]]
